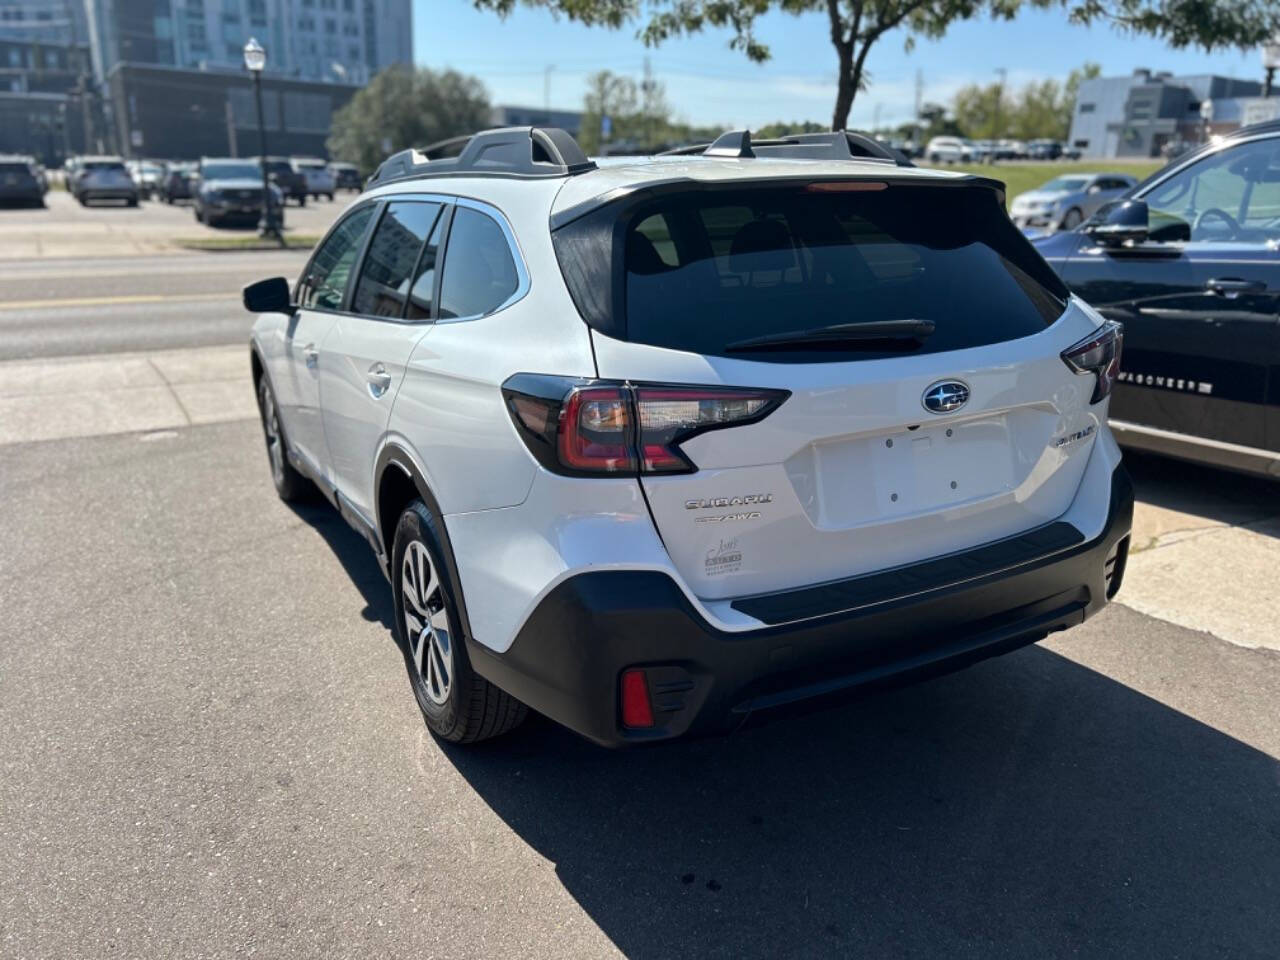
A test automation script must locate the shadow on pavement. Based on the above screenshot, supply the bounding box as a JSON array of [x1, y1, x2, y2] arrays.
[[1126, 449, 1280, 537], [441, 646, 1280, 959], [288, 473, 1279, 956], [287, 497, 396, 631]]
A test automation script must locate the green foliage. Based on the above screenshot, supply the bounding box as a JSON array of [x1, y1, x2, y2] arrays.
[[326, 66, 492, 175], [578, 69, 725, 153], [949, 62, 1100, 141], [755, 121, 829, 138], [472, 0, 1280, 133]]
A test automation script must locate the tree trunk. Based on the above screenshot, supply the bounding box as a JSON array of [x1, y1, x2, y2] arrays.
[[832, 46, 855, 131]]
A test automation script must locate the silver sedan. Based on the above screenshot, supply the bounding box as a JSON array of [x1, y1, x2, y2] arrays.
[[1010, 172, 1137, 233]]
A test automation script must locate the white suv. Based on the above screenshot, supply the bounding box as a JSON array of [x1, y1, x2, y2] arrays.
[[244, 127, 1133, 747]]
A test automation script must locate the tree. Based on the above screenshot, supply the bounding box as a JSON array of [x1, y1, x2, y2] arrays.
[[326, 66, 491, 174], [947, 62, 1100, 141], [474, 0, 1280, 132], [755, 120, 829, 138]]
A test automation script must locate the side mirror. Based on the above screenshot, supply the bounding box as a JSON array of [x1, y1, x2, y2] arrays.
[[1087, 199, 1149, 245], [243, 276, 292, 313]]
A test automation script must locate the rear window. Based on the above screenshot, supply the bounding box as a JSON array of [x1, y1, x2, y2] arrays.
[[0, 162, 31, 174], [554, 181, 1069, 362], [84, 161, 125, 172]]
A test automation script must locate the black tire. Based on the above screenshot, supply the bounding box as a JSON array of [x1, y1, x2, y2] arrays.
[[1060, 207, 1083, 230], [126, 196, 138, 207], [326, 193, 334, 202], [255, 375, 310, 502], [392, 501, 527, 744], [297, 195, 306, 207], [194, 205, 203, 223]]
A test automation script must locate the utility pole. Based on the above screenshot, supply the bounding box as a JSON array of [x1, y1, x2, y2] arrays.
[[872, 102, 882, 136], [641, 56, 656, 152], [993, 67, 1007, 142], [914, 68, 923, 150]]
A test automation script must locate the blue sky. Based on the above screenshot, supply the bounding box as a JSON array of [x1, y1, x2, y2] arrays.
[[418, 1, 1264, 129]]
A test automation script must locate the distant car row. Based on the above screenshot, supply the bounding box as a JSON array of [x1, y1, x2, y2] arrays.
[[37, 155, 364, 209], [922, 137, 1082, 164]]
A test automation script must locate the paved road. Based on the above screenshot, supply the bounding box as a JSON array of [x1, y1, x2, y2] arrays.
[[1, 242, 1278, 958], [0, 251, 306, 360], [1, 419, 1277, 959]]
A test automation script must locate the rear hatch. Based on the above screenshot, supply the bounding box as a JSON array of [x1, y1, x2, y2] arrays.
[[81, 162, 132, 189], [553, 176, 1107, 601]]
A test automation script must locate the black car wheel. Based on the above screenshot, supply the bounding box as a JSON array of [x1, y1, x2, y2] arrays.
[[392, 501, 527, 744]]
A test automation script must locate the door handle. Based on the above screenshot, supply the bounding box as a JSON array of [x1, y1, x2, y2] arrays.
[[366, 362, 393, 398], [302, 342, 319, 369], [1205, 277, 1266, 299]]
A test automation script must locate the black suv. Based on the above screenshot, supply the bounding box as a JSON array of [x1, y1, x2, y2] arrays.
[[1035, 121, 1280, 479], [256, 156, 308, 206]]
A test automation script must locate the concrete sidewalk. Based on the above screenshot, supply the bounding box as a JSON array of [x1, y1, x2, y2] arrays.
[[0, 344, 256, 445]]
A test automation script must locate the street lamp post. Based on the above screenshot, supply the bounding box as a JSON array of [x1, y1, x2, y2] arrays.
[[243, 38, 282, 245]]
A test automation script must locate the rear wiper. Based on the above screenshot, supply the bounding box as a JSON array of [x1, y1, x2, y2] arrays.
[[724, 319, 936, 353]]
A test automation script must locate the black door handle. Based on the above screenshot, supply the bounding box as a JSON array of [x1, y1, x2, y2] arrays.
[[1205, 277, 1266, 298]]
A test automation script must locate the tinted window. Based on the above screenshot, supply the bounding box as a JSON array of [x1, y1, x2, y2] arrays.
[[351, 201, 442, 319], [0, 162, 31, 174], [406, 211, 447, 321], [555, 183, 1069, 363], [1145, 137, 1280, 239], [438, 207, 520, 319], [202, 162, 260, 179], [300, 205, 375, 310]]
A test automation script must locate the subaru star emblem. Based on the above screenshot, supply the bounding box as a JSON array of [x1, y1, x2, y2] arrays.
[[922, 380, 970, 414]]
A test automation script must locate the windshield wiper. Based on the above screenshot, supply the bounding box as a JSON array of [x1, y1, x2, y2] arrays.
[[724, 319, 936, 353]]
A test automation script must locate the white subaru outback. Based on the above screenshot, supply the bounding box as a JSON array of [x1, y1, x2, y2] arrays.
[[244, 127, 1132, 747]]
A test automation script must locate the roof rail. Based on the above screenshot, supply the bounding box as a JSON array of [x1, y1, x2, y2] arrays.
[[661, 129, 913, 167], [367, 126, 596, 186]]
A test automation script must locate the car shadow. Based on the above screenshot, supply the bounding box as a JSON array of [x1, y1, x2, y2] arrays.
[[288, 483, 1279, 956], [286, 497, 396, 631], [438, 646, 1279, 958], [1126, 449, 1280, 537]]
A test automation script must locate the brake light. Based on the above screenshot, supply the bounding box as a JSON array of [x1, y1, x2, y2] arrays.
[[502, 375, 788, 476], [1061, 321, 1123, 404]]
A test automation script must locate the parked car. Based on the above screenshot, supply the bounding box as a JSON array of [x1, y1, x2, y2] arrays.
[[1034, 119, 1280, 478], [1027, 139, 1064, 161], [0, 155, 45, 207], [291, 157, 335, 200], [243, 125, 1132, 747], [193, 157, 282, 228], [72, 157, 139, 206], [1011, 172, 1138, 232], [127, 159, 165, 199], [329, 161, 362, 191], [925, 136, 973, 163], [159, 162, 196, 203], [257, 156, 308, 206], [999, 139, 1029, 159]]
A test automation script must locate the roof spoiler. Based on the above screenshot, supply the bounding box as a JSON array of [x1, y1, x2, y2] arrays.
[[367, 126, 596, 186]]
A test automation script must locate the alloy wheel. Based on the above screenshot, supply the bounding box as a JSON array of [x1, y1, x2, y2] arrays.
[[401, 540, 453, 706], [258, 380, 285, 487]]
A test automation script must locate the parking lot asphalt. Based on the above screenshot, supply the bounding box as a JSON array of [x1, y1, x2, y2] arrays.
[[2, 221, 1278, 959], [1, 418, 1278, 959]]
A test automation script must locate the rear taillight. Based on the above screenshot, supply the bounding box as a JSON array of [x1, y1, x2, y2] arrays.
[[1061, 320, 1123, 404], [502, 374, 788, 476]]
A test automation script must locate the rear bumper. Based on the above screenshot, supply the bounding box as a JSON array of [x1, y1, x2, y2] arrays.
[[468, 464, 1133, 747]]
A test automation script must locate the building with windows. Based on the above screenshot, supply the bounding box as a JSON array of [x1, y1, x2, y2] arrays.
[[84, 0, 410, 87], [106, 60, 357, 159], [1069, 69, 1266, 158]]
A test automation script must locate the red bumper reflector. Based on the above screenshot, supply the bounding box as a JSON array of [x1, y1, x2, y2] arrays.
[[620, 668, 655, 728]]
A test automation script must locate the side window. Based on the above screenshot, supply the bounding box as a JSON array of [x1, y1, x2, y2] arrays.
[[438, 207, 520, 320], [350, 201, 442, 319], [1144, 138, 1280, 243], [405, 210, 446, 321], [299, 205, 375, 310]]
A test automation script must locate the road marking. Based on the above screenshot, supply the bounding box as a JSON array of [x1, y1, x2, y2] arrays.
[[0, 292, 237, 311]]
